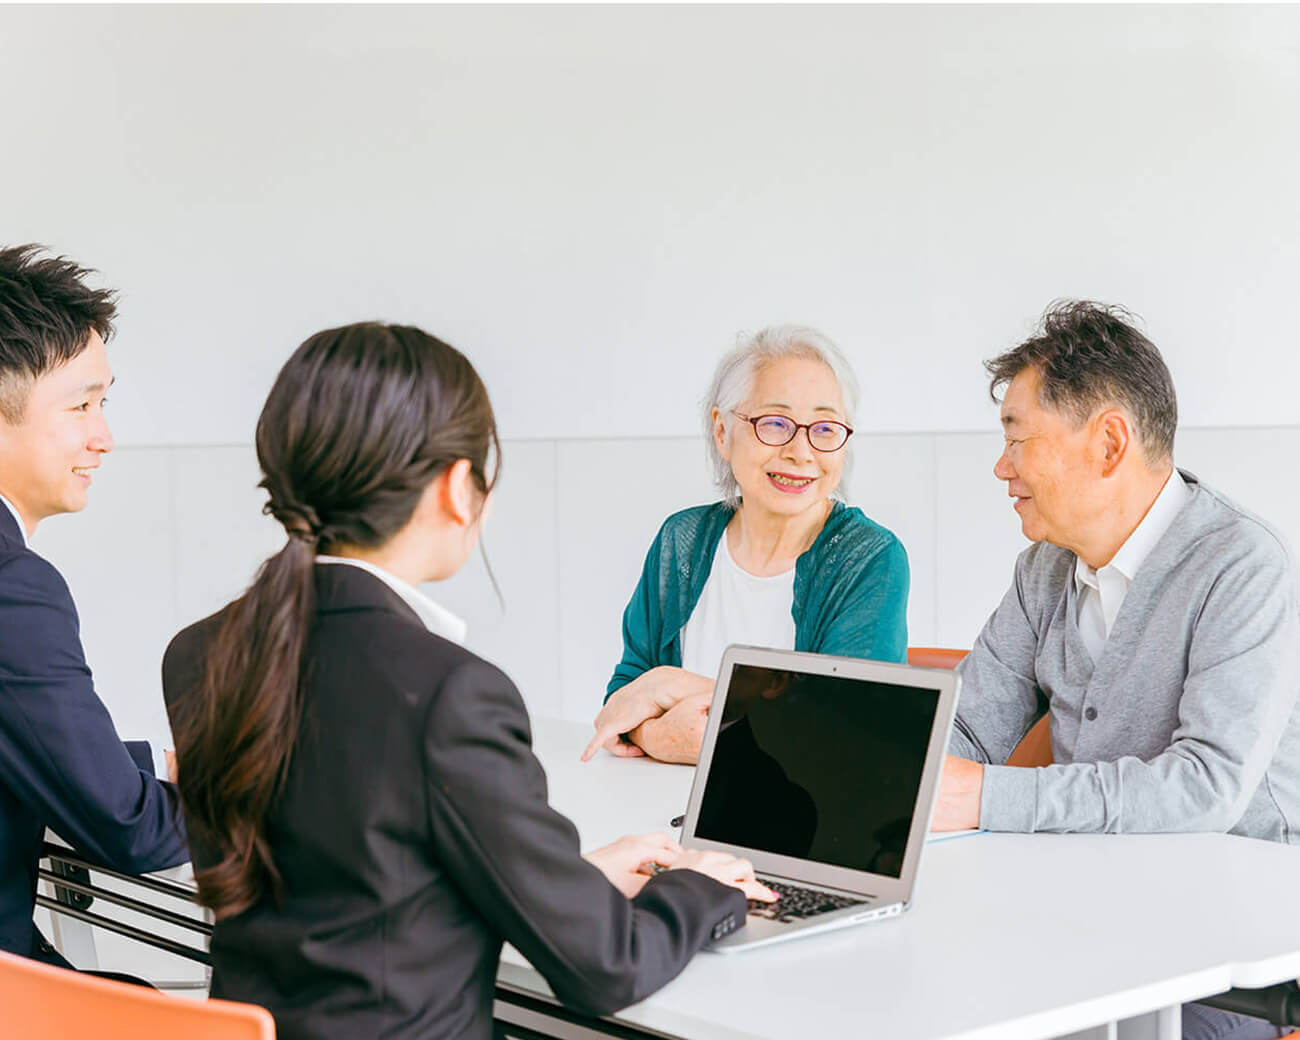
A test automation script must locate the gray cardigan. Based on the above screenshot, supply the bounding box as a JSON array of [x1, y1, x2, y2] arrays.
[[950, 472, 1300, 840]]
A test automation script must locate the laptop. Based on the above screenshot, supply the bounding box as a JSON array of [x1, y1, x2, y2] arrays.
[[679, 645, 960, 952]]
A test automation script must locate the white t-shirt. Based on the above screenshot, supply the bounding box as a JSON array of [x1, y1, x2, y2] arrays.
[[679, 533, 796, 680]]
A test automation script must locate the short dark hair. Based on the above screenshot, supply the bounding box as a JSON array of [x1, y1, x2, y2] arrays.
[[0, 244, 118, 422], [986, 300, 1178, 463]]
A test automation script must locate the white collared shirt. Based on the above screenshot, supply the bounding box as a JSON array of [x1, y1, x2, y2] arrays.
[[0, 493, 28, 547], [315, 555, 467, 644], [1073, 469, 1192, 662]]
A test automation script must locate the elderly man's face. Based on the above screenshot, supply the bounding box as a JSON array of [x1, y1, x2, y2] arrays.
[[718, 357, 847, 519], [993, 367, 1105, 552]]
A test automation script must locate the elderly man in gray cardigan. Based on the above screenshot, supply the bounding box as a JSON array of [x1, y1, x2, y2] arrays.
[[933, 301, 1300, 1040]]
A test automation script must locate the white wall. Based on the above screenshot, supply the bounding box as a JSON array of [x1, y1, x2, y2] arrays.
[[2, 5, 1298, 445], [4, 3, 1299, 749]]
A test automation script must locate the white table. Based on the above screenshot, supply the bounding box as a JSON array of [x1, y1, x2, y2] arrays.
[[42, 718, 1300, 1039], [495, 718, 1300, 1040]]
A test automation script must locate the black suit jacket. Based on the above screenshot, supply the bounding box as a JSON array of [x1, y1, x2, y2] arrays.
[[163, 563, 744, 1040], [0, 506, 188, 963]]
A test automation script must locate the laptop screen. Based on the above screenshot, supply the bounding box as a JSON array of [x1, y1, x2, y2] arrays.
[[692, 663, 941, 879]]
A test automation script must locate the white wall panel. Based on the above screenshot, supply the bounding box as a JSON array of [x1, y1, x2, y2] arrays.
[[433, 441, 562, 718], [1175, 428, 1300, 561], [169, 444, 283, 629], [851, 435, 939, 648], [933, 433, 1032, 650], [30, 450, 176, 753], [555, 438, 717, 723]]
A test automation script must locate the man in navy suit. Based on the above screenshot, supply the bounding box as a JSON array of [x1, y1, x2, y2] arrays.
[[0, 244, 187, 966]]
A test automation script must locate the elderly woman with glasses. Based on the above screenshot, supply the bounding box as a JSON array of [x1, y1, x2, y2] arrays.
[[583, 325, 909, 765]]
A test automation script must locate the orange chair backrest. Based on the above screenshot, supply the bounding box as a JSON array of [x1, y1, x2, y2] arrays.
[[907, 647, 968, 670], [1006, 715, 1053, 768], [0, 950, 275, 1039], [907, 647, 1053, 766]]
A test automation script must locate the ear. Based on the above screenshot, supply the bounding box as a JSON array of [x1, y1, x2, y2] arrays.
[[712, 407, 731, 462], [434, 458, 478, 527], [1095, 409, 1132, 478], [0, 371, 33, 431]]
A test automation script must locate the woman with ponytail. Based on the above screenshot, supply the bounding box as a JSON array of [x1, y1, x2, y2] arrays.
[[163, 323, 770, 1040]]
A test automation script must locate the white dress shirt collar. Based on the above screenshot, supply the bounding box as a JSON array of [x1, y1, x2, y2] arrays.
[[1075, 468, 1191, 592], [0, 493, 28, 548], [1073, 469, 1192, 654], [1105, 468, 1193, 584], [315, 555, 467, 644]]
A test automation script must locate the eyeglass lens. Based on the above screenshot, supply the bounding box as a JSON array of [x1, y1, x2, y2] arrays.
[[753, 415, 848, 451]]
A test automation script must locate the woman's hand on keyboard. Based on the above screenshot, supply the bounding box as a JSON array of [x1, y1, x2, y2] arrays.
[[584, 832, 683, 897], [670, 851, 777, 902]]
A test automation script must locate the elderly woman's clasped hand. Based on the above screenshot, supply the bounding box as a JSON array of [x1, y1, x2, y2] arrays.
[[581, 667, 714, 762]]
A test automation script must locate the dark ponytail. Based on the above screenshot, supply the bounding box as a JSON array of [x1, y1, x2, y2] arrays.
[[171, 323, 499, 919]]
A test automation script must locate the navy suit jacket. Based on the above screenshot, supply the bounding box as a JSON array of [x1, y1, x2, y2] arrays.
[[0, 505, 187, 963]]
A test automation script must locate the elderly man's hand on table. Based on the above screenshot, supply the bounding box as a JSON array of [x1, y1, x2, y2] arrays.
[[582, 667, 714, 761], [931, 754, 985, 831]]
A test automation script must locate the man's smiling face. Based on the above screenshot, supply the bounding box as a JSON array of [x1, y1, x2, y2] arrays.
[[0, 331, 115, 534], [992, 365, 1100, 552]]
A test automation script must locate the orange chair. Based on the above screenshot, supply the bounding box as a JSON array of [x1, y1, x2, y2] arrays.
[[907, 647, 1052, 768], [1006, 714, 1052, 768], [0, 950, 275, 1038], [906, 647, 969, 670]]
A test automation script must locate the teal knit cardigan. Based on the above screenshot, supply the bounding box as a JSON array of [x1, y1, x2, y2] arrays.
[[606, 501, 910, 700]]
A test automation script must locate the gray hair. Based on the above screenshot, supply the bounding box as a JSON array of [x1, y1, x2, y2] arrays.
[[986, 300, 1177, 465], [703, 325, 860, 507]]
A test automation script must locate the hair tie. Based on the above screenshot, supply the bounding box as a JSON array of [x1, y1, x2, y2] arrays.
[[287, 525, 320, 547], [266, 499, 322, 545]]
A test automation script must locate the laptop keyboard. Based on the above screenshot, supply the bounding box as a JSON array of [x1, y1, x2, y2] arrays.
[[749, 879, 868, 922]]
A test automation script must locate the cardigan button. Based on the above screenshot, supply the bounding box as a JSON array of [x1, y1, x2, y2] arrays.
[[1084, 706, 1098, 721]]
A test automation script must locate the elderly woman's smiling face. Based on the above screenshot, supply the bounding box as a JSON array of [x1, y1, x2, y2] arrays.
[[715, 356, 848, 519]]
